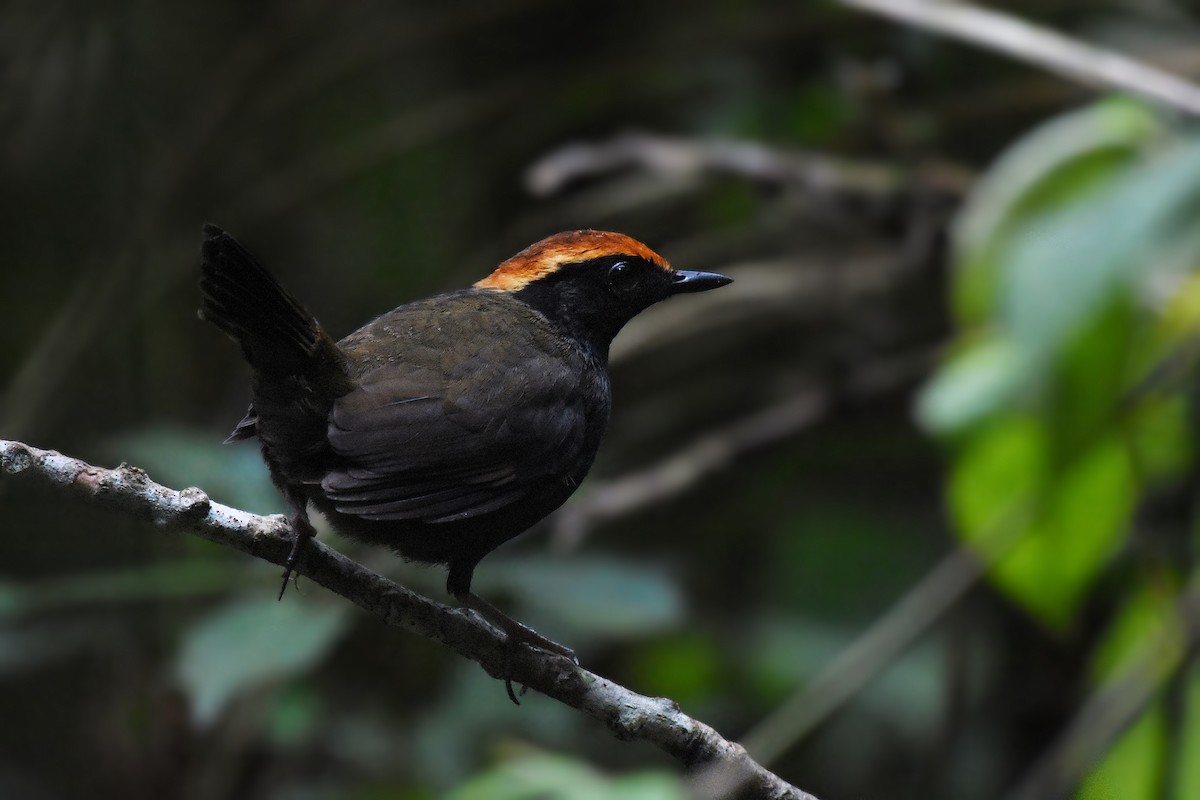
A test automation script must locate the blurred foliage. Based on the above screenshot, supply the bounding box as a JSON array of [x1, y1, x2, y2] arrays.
[[920, 96, 1200, 799], [472, 556, 683, 641], [445, 751, 685, 800], [107, 426, 284, 515], [5, 2, 1200, 800], [176, 596, 350, 725]]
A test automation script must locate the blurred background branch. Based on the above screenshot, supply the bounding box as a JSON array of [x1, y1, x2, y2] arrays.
[[525, 130, 973, 199], [1007, 574, 1200, 800], [838, 0, 1200, 114]]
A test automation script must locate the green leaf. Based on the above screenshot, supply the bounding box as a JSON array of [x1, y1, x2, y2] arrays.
[[1005, 438, 1134, 628], [414, 660, 579, 784], [948, 415, 1046, 539], [610, 773, 689, 800], [1088, 582, 1182, 684], [0, 560, 246, 619], [446, 754, 604, 800], [445, 753, 685, 800], [107, 426, 282, 514], [0, 581, 25, 617], [916, 338, 1031, 435], [475, 556, 683, 639], [1078, 584, 1198, 799], [953, 97, 1164, 324], [1048, 298, 1138, 455], [629, 633, 722, 706], [1125, 395, 1192, 483], [175, 596, 349, 725], [1001, 138, 1200, 368], [949, 420, 1136, 628], [1077, 702, 1165, 800], [267, 684, 321, 747], [1177, 667, 1200, 800]]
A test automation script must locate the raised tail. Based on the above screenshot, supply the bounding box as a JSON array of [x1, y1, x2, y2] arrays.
[[199, 225, 354, 451], [199, 224, 332, 376]]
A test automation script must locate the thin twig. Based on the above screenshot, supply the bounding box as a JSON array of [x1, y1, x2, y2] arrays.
[[838, 0, 1200, 115], [553, 389, 829, 551], [554, 348, 935, 550], [1005, 574, 1200, 800], [688, 545, 984, 798], [741, 546, 984, 764], [694, 505, 1033, 799], [525, 131, 972, 199], [694, 542, 982, 798], [0, 439, 818, 800]]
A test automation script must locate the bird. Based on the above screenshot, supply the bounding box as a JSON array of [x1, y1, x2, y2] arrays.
[[198, 224, 731, 670]]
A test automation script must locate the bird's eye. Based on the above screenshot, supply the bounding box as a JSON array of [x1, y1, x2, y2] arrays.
[[607, 261, 640, 294]]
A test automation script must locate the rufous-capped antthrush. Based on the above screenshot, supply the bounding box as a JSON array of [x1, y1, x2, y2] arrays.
[[199, 225, 730, 661]]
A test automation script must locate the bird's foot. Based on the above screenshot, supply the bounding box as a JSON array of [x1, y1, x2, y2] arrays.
[[278, 513, 317, 600], [502, 641, 529, 705], [463, 591, 578, 704]]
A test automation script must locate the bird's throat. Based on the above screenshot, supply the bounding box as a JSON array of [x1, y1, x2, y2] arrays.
[[510, 282, 622, 364]]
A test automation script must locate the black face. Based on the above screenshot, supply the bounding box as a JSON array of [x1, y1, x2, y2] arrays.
[[513, 255, 731, 359]]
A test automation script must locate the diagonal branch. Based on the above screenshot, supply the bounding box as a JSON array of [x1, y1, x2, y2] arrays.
[[0, 438, 818, 800], [553, 348, 936, 551], [1005, 572, 1200, 800], [838, 0, 1200, 116]]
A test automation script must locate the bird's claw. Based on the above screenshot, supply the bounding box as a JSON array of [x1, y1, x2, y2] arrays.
[[278, 513, 315, 600], [501, 635, 557, 705]]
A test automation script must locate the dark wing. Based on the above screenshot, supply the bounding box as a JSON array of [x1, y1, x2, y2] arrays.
[[320, 327, 592, 525]]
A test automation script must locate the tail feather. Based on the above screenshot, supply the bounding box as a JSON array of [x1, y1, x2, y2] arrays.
[[201, 225, 353, 474], [199, 224, 327, 376]]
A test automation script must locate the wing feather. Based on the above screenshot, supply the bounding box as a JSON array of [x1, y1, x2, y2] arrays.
[[319, 304, 594, 524]]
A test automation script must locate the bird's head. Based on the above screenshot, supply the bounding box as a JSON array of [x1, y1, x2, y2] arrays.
[[476, 230, 731, 356]]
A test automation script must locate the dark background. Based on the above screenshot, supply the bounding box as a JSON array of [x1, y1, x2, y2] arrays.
[[3, 2, 1199, 799]]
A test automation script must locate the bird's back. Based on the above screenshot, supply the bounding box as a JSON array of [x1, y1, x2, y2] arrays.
[[277, 289, 612, 567]]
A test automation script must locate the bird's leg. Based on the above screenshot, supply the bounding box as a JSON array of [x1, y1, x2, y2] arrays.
[[447, 563, 577, 703], [279, 509, 317, 600], [463, 591, 578, 705], [464, 590, 579, 663]]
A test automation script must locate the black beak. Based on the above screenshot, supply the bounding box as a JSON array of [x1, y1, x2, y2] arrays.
[[669, 269, 733, 294]]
